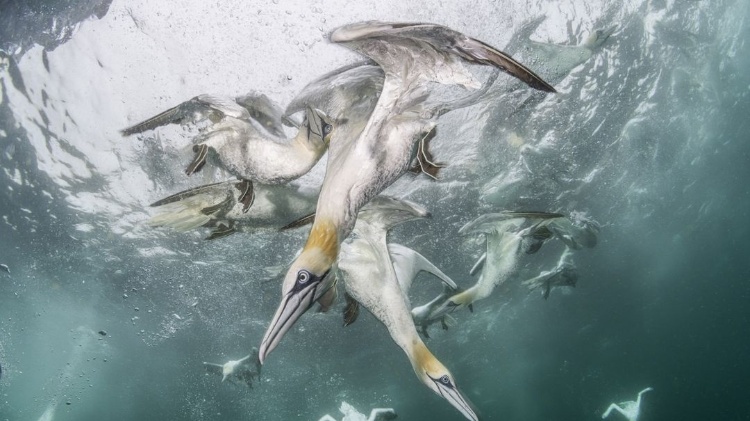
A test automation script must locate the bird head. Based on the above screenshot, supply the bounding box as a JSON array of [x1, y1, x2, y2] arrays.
[[259, 219, 339, 364], [305, 106, 334, 147], [412, 342, 479, 421]]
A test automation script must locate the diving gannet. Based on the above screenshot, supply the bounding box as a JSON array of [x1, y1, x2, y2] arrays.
[[318, 401, 397, 421], [337, 196, 479, 421], [203, 348, 262, 387], [602, 387, 653, 421], [411, 284, 460, 338], [521, 246, 578, 299], [148, 180, 318, 240], [0, 263, 9, 275], [426, 212, 564, 321], [122, 94, 333, 210], [260, 20, 556, 363]]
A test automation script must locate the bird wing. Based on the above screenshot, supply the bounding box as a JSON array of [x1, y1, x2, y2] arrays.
[[331, 21, 555, 92], [121, 95, 250, 136]]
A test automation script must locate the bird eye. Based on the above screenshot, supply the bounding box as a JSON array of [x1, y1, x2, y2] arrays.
[[297, 270, 310, 285], [323, 123, 332, 135], [440, 375, 451, 385]]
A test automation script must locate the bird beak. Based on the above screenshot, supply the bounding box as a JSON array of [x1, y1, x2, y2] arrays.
[[304, 106, 332, 145], [306, 106, 327, 138], [258, 269, 332, 364], [427, 374, 479, 421]]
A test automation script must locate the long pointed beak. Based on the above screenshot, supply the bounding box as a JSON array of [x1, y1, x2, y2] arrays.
[[430, 376, 480, 421], [305, 106, 322, 139], [258, 271, 330, 364]]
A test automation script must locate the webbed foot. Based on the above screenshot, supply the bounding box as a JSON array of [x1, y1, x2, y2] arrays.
[[186, 144, 209, 175], [235, 179, 255, 213], [410, 128, 445, 179], [343, 293, 360, 327]]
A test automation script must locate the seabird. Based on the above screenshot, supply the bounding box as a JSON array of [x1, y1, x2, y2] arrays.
[[318, 401, 397, 421], [260, 20, 555, 364], [602, 387, 653, 421], [203, 348, 262, 387], [337, 196, 479, 421], [122, 94, 333, 211], [425, 212, 563, 321], [147, 180, 318, 240], [521, 247, 578, 299]]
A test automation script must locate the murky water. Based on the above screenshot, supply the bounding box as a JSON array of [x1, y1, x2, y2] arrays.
[[1, 1, 749, 420]]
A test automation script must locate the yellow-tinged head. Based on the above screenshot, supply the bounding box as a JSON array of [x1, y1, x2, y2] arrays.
[[411, 341, 479, 421], [258, 218, 340, 364]]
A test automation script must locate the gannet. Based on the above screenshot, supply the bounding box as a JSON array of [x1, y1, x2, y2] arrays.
[[260, 20, 556, 363], [147, 179, 318, 239], [318, 401, 397, 421], [122, 94, 333, 210], [512, 19, 617, 84], [203, 348, 262, 387], [0, 263, 9, 275], [602, 387, 653, 421], [426, 212, 564, 321], [337, 196, 479, 421], [411, 284, 460, 338], [423, 211, 598, 323], [521, 247, 578, 299]]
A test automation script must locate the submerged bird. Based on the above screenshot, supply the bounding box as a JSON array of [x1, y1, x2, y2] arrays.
[[147, 179, 318, 239], [411, 283, 460, 338], [337, 196, 479, 421], [318, 401, 397, 421], [424, 211, 598, 323], [0, 263, 9, 275], [425, 212, 565, 322], [602, 387, 653, 421], [513, 20, 617, 85], [260, 20, 556, 363], [521, 246, 578, 299], [122, 93, 333, 211], [203, 348, 262, 387]]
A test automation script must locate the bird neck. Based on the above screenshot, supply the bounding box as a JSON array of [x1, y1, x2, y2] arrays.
[[303, 218, 340, 270], [292, 128, 325, 155], [408, 340, 440, 378]]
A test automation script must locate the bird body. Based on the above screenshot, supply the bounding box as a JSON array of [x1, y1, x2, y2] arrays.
[[261, 21, 555, 364], [337, 196, 478, 421]]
